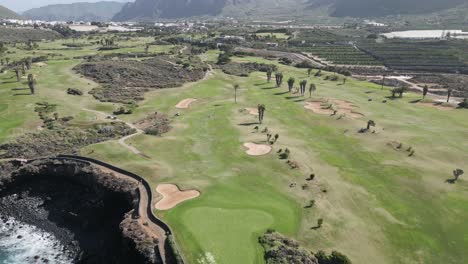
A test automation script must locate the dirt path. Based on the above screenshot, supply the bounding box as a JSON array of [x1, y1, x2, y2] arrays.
[[355, 75, 463, 104], [83, 108, 145, 155]]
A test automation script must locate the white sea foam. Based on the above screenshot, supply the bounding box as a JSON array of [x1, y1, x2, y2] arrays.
[[0, 216, 73, 264]]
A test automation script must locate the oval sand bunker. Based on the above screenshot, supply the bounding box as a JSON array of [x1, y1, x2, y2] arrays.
[[175, 98, 197, 109], [243, 142, 272, 156], [155, 184, 200, 210]]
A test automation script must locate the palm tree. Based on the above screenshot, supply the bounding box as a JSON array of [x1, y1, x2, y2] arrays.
[[25, 57, 32, 70], [14, 68, 20, 82], [343, 77, 347, 84], [423, 85, 429, 99], [275, 72, 283, 87], [28, 74, 36, 94], [381, 74, 386, 90], [453, 169, 464, 182], [5, 58, 9, 65], [367, 120, 376, 130], [234, 84, 239, 103], [258, 104, 266, 124], [307, 68, 313, 77], [266, 70, 272, 83], [309, 83, 316, 98], [287, 77, 295, 92], [447, 88, 453, 103], [300, 80, 307, 96]]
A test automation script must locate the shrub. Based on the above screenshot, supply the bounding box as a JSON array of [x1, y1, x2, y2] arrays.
[[67, 88, 83, 96]]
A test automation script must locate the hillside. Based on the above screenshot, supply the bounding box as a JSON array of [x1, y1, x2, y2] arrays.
[[0, 5, 21, 19], [113, 0, 468, 21], [332, 0, 468, 17], [23, 1, 126, 22]]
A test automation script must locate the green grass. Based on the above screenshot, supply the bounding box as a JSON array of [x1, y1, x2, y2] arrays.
[[1, 35, 468, 264]]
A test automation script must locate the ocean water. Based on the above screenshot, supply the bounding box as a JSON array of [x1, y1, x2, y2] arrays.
[[0, 216, 72, 264]]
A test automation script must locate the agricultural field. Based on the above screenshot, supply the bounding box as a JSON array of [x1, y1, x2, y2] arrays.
[[358, 39, 468, 73], [1, 32, 468, 264], [298, 44, 382, 66]]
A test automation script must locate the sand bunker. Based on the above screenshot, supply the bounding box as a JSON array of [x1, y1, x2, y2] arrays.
[[175, 98, 197, 109], [244, 107, 259, 116], [305, 99, 364, 118], [155, 184, 200, 210], [304, 102, 335, 115], [243, 142, 272, 156], [34, 62, 47, 67]]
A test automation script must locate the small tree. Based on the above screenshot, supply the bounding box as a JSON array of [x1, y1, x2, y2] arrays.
[[14, 68, 20, 82], [317, 218, 323, 228], [287, 77, 295, 92], [343, 77, 347, 84], [258, 104, 266, 124], [309, 83, 316, 98], [275, 72, 284, 87], [266, 70, 272, 83], [233, 84, 239, 104], [423, 85, 429, 99], [307, 68, 313, 77], [453, 169, 464, 182], [300, 80, 307, 96], [25, 57, 32, 70], [28, 74, 36, 94], [447, 88, 453, 103], [367, 120, 376, 130]]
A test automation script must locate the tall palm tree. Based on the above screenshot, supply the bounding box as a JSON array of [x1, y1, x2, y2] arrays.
[[234, 84, 239, 104], [266, 70, 272, 83], [28, 74, 36, 94], [423, 85, 429, 99], [25, 57, 32, 70], [381, 74, 386, 90], [300, 80, 307, 96], [287, 77, 295, 92], [309, 83, 316, 98], [258, 104, 266, 124], [275, 72, 283, 87], [14, 68, 20, 82], [447, 88, 453, 103]]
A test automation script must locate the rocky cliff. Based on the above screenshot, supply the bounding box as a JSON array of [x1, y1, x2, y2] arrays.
[[0, 159, 162, 264]]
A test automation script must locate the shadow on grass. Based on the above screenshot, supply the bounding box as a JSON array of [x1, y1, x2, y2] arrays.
[[11, 88, 29, 91], [285, 96, 302, 100], [294, 99, 306, 103], [238, 122, 259, 126], [13, 93, 32, 96], [274, 91, 289, 96], [409, 99, 422, 104], [262, 86, 278, 90]]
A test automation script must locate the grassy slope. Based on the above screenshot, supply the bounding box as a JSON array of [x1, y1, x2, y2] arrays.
[[83, 61, 468, 263], [1, 37, 467, 264]]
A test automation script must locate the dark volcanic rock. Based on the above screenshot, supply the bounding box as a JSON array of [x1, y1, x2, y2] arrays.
[[0, 159, 161, 264]]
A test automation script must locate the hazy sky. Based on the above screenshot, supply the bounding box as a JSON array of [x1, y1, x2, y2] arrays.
[[0, 0, 131, 13]]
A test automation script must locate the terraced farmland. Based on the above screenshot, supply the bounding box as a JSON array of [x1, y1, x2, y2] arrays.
[[299, 44, 382, 66], [358, 40, 468, 73]]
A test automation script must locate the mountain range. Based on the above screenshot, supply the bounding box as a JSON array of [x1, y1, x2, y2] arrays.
[[113, 0, 468, 21], [0, 5, 21, 19], [13, 0, 468, 22], [23, 1, 126, 22]]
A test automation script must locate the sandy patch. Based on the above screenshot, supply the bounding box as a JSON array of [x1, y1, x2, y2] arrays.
[[155, 184, 200, 210], [304, 101, 334, 115], [418, 102, 453, 111], [243, 142, 272, 156], [34, 62, 47, 67], [245, 107, 259, 116], [175, 98, 197, 109], [305, 99, 364, 118]]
